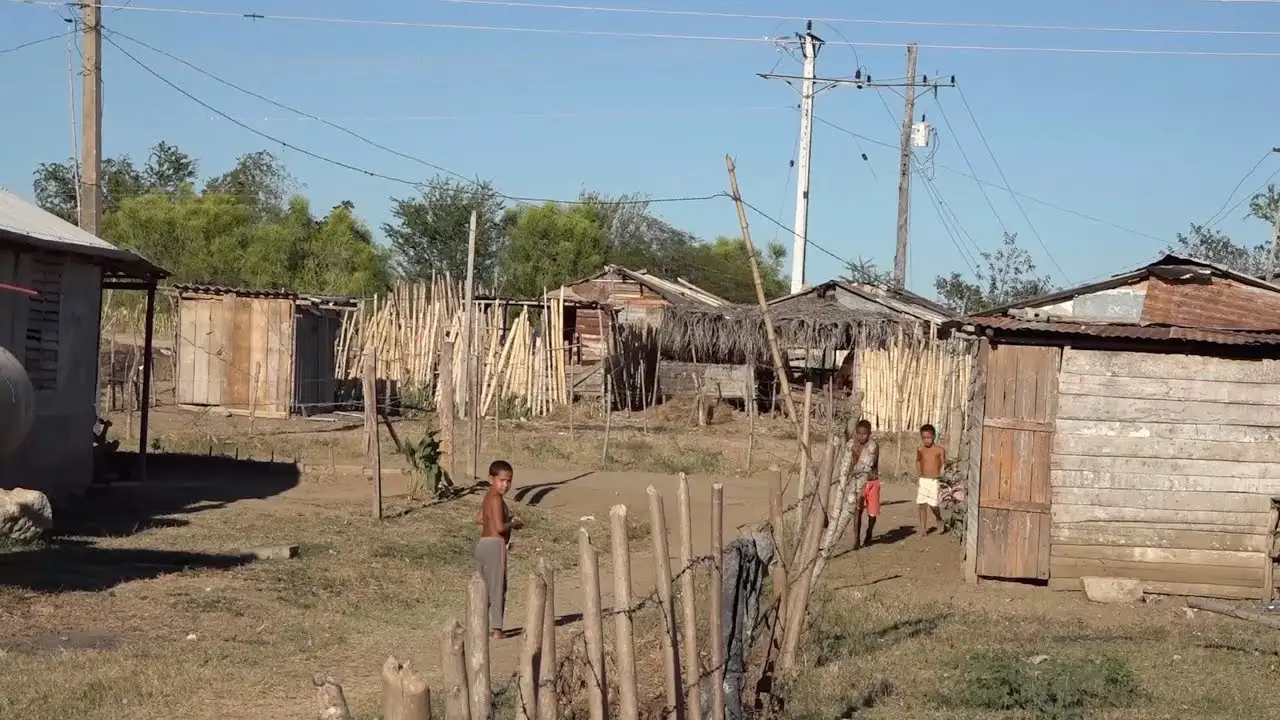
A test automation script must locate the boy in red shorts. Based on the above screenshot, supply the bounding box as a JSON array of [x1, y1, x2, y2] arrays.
[[851, 419, 881, 549]]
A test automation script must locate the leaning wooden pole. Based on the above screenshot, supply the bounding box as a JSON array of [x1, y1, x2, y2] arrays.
[[610, 505, 640, 720], [647, 485, 682, 720], [578, 529, 607, 720], [726, 155, 796, 424], [676, 474, 703, 720]]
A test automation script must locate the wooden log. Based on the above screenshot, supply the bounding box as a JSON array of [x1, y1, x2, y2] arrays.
[[578, 529, 607, 720], [610, 505, 640, 720], [249, 360, 261, 435], [709, 483, 726, 720], [745, 364, 755, 472], [516, 570, 548, 720], [382, 656, 432, 720], [796, 382, 813, 505], [365, 348, 382, 520], [466, 572, 492, 720], [1187, 596, 1280, 630], [440, 339, 456, 480], [538, 559, 558, 720], [442, 620, 472, 720], [676, 474, 702, 720], [646, 486, 681, 720], [313, 674, 353, 720]]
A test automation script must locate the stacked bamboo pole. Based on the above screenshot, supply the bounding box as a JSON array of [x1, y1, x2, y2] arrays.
[[854, 332, 974, 437], [337, 279, 573, 417]]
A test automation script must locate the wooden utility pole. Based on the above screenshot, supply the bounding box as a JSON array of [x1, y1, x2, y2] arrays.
[[80, 1, 103, 235], [725, 155, 797, 424], [893, 43, 918, 288], [462, 210, 479, 481]]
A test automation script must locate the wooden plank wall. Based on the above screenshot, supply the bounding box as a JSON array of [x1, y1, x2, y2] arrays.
[[176, 296, 294, 416], [1049, 348, 1280, 600]]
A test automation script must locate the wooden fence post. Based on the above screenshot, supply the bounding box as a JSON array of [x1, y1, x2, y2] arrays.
[[364, 348, 382, 519], [647, 486, 681, 719], [382, 656, 432, 720], [610, 505, 640, 720], [313, 674, 353, 720], [466, 572, 492, 720], [579, 529, 607, 720], [538, 559, 558, 720], [796, 382, 813, 506], [516, 570, 548, 720], [602, 368, 612, 461], [676, 474, 702, 720], [249, 360, 261, 436], [768, 471, 789, 638], [442, 620, 472, 720], [709, 484, 726, 720]]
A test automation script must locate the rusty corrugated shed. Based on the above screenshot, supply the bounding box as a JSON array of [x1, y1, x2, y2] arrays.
[[1141, 274, 1280, 331], [967, 315, 1280, 346]]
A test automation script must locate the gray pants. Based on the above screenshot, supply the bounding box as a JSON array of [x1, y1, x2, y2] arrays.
[[475, 537, 506, 632]]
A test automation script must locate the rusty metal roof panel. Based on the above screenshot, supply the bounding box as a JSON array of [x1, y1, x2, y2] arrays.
[[966, 315, 1280, 345], [171, 284, 299, 299]]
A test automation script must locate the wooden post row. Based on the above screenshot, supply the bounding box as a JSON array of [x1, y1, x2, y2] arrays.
[[466, 572, 492, 720], [676, 474, 702, 720], [610, 505, 640, 720], [578, 529, 607, 720], [647, 486, 680, 719]]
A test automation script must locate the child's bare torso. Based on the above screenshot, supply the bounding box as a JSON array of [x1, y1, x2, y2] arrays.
[[918, 445, 945, 478]]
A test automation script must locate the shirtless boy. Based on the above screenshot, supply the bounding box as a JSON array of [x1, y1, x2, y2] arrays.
[[850, 419, 881, 549], [475, 460, 523, 639], [915, 424, 946, 534]]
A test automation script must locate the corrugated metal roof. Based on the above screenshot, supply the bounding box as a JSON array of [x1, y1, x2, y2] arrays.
[[966, 315, 1280, 346], [0, 188, 167, 278], [769, 280, 955, 324], [556, 265, 730, 309], [171, 284, 359, 307]]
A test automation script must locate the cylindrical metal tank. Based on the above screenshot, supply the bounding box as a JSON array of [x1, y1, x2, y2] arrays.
[[0, 345, 35, 457]]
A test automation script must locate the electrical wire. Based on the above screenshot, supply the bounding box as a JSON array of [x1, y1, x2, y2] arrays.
[[953, 87, 1072, 283], [426, 0, 1280, 38], [102, 29, 722, 206], [1202, 150, 1275, 227], [222, 107, 792, 124], [812, 112, 1168, 246], [1206, 165, 1280, 230], [933, 100, 1010, 236], [0, 28, 74, 55], [17, 2, 1280, 56]]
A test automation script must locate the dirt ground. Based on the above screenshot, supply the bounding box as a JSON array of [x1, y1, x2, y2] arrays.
[[2, 408, 1279, 718]]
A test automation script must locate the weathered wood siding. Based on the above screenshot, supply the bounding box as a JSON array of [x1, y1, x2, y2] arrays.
[[0, 248, 100, 498], [1049, 348, 1279, 600], [176, 295, 294, 417]]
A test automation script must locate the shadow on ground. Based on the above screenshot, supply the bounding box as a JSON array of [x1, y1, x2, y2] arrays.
[[59, 451, 301, 538], [0, 541, 252, 593]]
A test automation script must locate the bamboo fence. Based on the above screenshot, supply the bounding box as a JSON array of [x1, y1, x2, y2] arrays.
[[335, 278, 572, 417], [854, 330, 973, 437]]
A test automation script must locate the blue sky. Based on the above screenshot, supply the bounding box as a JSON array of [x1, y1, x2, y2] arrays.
[[4, 0, 1280, 296]]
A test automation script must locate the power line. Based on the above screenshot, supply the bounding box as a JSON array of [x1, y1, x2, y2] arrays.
[[0, 29, 73, 55], [732, 196, 860, 271], [214, 106, 792, 124], [102, 29, 721, 207], [1202, 150, 1275, 227], [812, 112, 1168, 245], [17, 2, 1280, 56], [933, 100, 1010, 236], [1206, 165, 1280, 230], [952, 87, 1071, 283], [427, 0, 1280, 38]]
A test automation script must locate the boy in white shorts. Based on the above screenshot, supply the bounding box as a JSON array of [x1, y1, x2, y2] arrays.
[[915, 424, 945, 535]]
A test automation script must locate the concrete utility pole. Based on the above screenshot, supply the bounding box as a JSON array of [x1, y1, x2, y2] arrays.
[[762, 30, 954, 293], [893, 43, 918, 289], [790, 24, 821, 294], [80, 1, 102, 236]]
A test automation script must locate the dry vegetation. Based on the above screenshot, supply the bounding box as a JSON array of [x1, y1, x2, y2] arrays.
[[2, 404, 1279, 719]]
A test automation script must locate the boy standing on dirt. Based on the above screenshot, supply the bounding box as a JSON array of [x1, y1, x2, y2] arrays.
[[851, 419, 881, 550], [915, 424, 946, 535], [475, 460, 522, 639]]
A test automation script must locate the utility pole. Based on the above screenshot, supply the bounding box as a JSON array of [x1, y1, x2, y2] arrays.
[[893, 43, 918, 288], [762, 29, 953, 293], [1268, 147, 1280, 284], [80, 1, 102, 236], [790, 23, 821, 295]]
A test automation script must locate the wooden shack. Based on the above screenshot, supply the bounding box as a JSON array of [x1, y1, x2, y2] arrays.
[[958, 254, 1280, 600], [174, 285, 356, 418], [0, 188, 167, 497], [550, 265, 729, 362]]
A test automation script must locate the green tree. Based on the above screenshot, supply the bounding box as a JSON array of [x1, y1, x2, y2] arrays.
[[1166, 223, 1268, 276], [384, 177, 508, 286], [843, 257, 893, 286], [676, 236, 787, 303], [933, 233, 1055, 314], [500, 202, 608, 298], [32, 142, 198, 223], [203, 150, 296, 218]]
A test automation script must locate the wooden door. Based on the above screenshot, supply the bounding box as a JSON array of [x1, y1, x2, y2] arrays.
[[975, 343, 1061, 580]]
